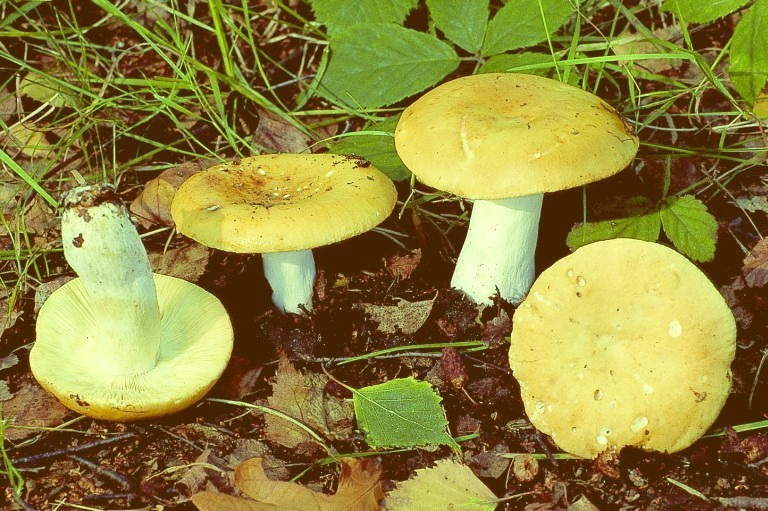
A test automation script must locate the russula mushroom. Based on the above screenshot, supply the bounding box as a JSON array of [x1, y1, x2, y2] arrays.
[[170, 153, 397, 314], [30, 184, 233, 421], [394, 73, 639, 305], [508, 238, 737, 459]]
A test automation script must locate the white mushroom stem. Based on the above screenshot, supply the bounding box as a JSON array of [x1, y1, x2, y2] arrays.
[[61, 184, 160, 375], [451, 193, 544, 305], [261, 249, 316, 314]]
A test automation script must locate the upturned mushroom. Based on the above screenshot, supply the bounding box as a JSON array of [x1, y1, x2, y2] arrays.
[[170, 153, 397, 314], [395, 73, 639, 305], [30, 184, 233, 421], [508, 238, 736, 459]]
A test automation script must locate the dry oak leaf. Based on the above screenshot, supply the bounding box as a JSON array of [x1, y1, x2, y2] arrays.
[[383, 459, 497, 511], [743, 237, 768, 288], [361, 295, 436, 335], [149, 242, 211, 282], [192, 457, 383, 511]]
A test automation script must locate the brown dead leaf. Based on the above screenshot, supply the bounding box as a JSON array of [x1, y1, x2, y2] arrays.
[[130, 159, 216, 228], [1, 288, 22, 338], [569, 495, 601, 511], [264, 357, 354, 448], [149, 242, 211, 282], [251, 108, 311, 154], [743, 237, 768, 288], [192, 457, 383, 511], [18, 195, 57, 234], [361, 295, 436, 335], [1, 374, 70, 440], [384, 249, 422, 281]]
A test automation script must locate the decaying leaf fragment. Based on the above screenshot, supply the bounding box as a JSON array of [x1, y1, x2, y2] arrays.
[[264, 357, 354, 448], [361, 295, 436, 335], [192, 457, 383, 511], [148, 242, 211, 282], [743, 237, 768, 288], [383, 458, 497, 511]]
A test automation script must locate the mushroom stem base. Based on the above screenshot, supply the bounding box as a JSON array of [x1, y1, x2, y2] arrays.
[[451, 193, 543, 305], [262, 249, 316, 314]]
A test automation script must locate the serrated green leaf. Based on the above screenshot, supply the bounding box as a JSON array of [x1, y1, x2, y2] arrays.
[[330, 116, 411, 181], [566, 213, 662, 251], [426, 0, 489, 53], [308, 0, 418, 35], [566, 196, 661, 250], [481, 0, 573, 56], [478, 52, 555, 75], [321, 23, 460, 108], [660, 0, 750, 23], [353, 377, 460, 452], [660, 195, 718, 262], [729, 0, 768, 104]]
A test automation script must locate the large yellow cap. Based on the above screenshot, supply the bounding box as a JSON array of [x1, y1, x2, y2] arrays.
[[395, 73, 639, 200]]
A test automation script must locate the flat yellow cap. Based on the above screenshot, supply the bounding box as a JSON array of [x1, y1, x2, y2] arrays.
[[509, 239, 736, 458], [395, 73, 639, 200], [170, 154, 397, 253]]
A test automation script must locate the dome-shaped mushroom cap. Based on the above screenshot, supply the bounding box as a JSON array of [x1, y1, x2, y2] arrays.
[[508, 238, 736, 459], [394, 73, 639, 200], [170, 154, 397, 254], [30, 274, 233, 421]]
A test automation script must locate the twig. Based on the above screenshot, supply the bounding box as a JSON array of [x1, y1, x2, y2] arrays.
[[68, 454, 134, 491], [12, 433, 135, 466], [715, 496, 768, 510]]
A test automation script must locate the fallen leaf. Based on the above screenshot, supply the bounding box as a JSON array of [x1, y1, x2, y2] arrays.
[[130, 159, 216, 228], [384, 249, 422, 280], [34, 276, 74, 315], [1, 374, 70, 441], [481, 309, 511, 345], [569, 495, 601, 511], [176, 449, 232, 500], [0, 352, 19, 372], [611, 25, 684, 74], [17, 195, 56, 234], [264, 357, 354, 448], [0, 381, 12, 401], [192, 457, 383, 511], [467, 442, 511, 479], [743, 237, 768, 287], [251, 108, 311, 154], [1, 288, 21, 338], [149, 242, 211, 282], [733, 195, 768, 214], [361, 295, 436, 335], [383, 458, 497, 511]]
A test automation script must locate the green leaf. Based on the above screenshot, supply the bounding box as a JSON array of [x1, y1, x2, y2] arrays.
[[729, 0, 768, 104], [660, 0, 750, 23], [426, 0, 489, 53], [660, 195, 718, 262], [330, 116, 411, 182], [308, 0, 418, 35], [478, 52, 555, 75], [353, 377, 460, 452], [566, 196, 661, 251], [481, 0, 573, 56], [321, 23, 460, 108]]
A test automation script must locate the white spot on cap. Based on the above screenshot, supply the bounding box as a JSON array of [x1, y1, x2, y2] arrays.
[[576, 276, 586, 287], [534, 292, 544, 302], [631, 416, 649, 433], [596, 434, 608, 445], [325, 170, 335, 178], [257, 167, 267, 176], [532, 152, 541, 159], [669, 320, 682, 337], [642, 384, 654, 395], [535, 400, 545, 413], [460, 116, 475, 161], [698, 375, 708, 384], [594, 389, 603, 401], [599, 425, 612, 436], [205, 205, 220, 211], [567, 269, 574, 277]]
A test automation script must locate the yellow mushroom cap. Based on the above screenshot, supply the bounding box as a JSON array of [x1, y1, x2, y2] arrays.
[[30, 274, 233, 421], [170, 153, 398, 253], [394, 73, 639, 200], [508, 238, 736, 459]]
